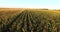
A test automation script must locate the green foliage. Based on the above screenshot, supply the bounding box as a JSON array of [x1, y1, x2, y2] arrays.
[[0, 9, 60, 32]]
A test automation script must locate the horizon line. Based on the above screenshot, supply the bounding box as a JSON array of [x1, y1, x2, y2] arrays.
[[0, 7, 60, 10]]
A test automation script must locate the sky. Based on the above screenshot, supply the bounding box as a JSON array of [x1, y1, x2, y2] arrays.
[[0, 0, 60, 9]]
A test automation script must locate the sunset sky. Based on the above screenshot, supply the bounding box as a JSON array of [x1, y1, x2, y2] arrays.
[[0, 0, 60, 9]]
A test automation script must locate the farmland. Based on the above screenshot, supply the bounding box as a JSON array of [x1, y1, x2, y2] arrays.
[[0, 8, 60, 32]]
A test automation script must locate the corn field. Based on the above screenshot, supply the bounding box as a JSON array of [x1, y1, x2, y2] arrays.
[[0, 9, 60, 32]]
